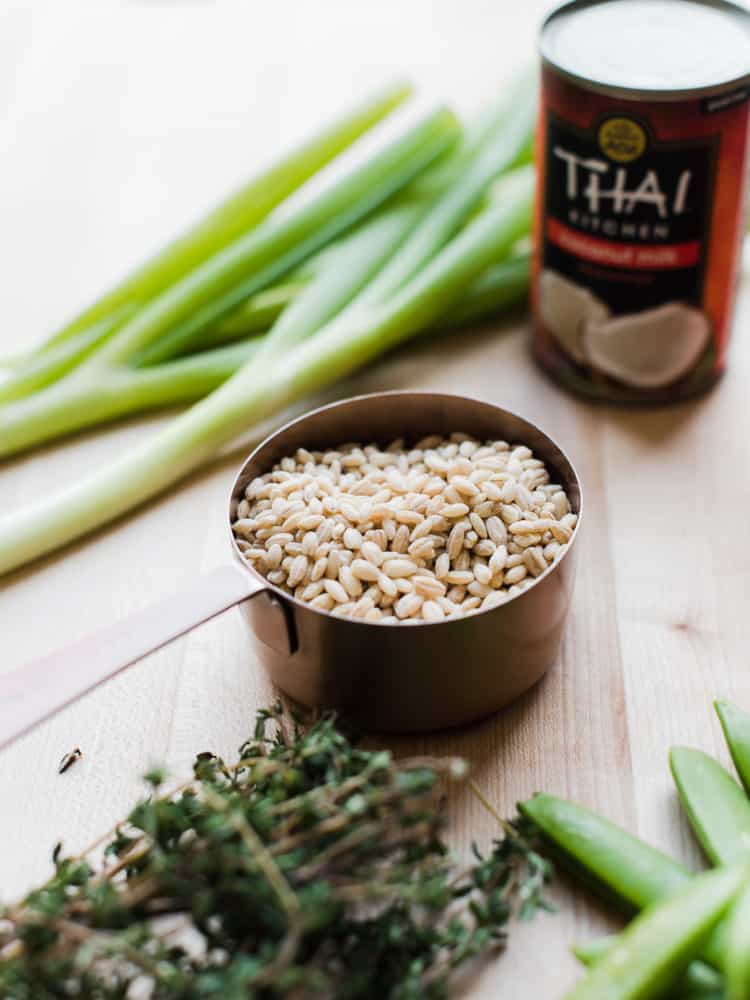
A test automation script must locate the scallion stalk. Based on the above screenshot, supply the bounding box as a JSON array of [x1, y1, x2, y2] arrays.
[[0, 166, 532, 575], [437, 252, 529, 328], [29, 81, 412, 360], [0, 307, 136, 405], [189, 247, 530, 347], [156, 280, 305, 353], [0, 110, 458, 456], [94, 108, 459, 369], [340, 73, 535, 311]]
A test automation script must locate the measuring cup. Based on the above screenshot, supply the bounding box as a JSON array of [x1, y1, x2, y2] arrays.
[[0, 392, 582, 748]]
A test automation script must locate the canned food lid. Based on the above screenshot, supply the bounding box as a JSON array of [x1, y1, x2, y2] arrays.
[[542, 0, 750, 96]]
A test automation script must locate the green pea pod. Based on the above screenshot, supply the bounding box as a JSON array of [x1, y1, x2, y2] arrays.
[[565, 864, 748, 1000], [670, 748, 750, 866], [716, 700, 750, 797], [574, 937, 723, 997], [519, 793, 725, 969], [727, 880, 750, 1000], [519, 794, 692, 911]]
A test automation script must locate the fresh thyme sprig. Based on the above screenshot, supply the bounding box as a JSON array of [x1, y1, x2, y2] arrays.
[[0, 704, 553, 999]]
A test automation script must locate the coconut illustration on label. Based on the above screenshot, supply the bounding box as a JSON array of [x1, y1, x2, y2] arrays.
[[539, 270, 711, 389], [582, 302, 711, 389], [538, 270, 610, 365]]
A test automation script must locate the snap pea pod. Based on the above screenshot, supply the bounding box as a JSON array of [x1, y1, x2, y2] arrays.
[[518, 794, 692, 911], [727, 880, 750, 1000], [519, 793, 725, 968], [565, 865, 748, 1000], [670, 748, 750, 866], [574, 937, 723, 997], [716, 700, 750, 797]]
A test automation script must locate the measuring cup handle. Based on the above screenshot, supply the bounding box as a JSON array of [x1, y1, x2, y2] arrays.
[[0, 563, 266, 751]]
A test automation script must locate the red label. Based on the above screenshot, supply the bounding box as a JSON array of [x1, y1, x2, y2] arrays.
[[546, 219, 701, 269]]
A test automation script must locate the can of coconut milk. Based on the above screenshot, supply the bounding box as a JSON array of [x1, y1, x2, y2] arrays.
[[534, 0, 750, 402]]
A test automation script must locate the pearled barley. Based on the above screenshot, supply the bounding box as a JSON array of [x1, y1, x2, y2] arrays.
[[422, 600, 445, 621], [232, 435, 576, 622], [351, 559, 380, 582]]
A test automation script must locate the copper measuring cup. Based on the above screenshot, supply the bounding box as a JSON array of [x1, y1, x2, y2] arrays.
[[0, 392, 582, 748]]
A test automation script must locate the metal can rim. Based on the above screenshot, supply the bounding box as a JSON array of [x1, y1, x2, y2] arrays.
[[541, 0, 750, 103]]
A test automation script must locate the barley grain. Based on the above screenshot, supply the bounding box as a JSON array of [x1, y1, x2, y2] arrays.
[[302, 532, 318, 556], [382, 558, 418, 578], [281, 509, 305, 532], [395, 593, 423, 619], [422, 600, 444, 622], [301, 581, 325, 602], [451, 476, 479, 498], [437, 596, 461, 615], [339, 565, 362, 599], [323, 579, 349, 603], [442, 503, 470, 519], [551, 491, 569, 519], [267, 544, 283, 570], [481, 591, 507, 611], [447, 522, 466, 560], [392, 524, 410, 554], [486, 516, 506, 545], [469, 512, 488, 538], [500, 504, 522, 525], [435, 552, 450, 580], [287, 555, 309, 588], [343, 527, 363, 550], [232, 435, 575, 622], [509, 518, 557, 536], [504, 564, 527, 585], [351, 559, 380, 582], [408, 538, 435, 561], [311, 556, 328, 581], [412, 575, 446, 599], [378, 572, 398, 598], [298, 514, 324, 531], [489, 545, 508, 576], [550, 522, 573, 543], [310, 593, 335, 611], [544, 541, 561, 562], [455, 549, 471, 572], [524, 547, 547, 578]]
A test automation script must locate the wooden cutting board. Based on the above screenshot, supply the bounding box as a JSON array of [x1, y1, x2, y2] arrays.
[[2, 1, 748, 994]]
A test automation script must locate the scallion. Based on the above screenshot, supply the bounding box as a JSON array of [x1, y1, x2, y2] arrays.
[[0, 166, 532, 574]]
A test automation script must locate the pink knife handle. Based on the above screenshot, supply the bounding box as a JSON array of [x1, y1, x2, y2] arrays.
[[0, 563, 266, 751]]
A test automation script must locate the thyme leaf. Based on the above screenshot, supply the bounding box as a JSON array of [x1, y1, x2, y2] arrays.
[[1, 705, 552, 998]]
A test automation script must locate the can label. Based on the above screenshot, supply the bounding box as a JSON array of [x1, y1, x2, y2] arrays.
[[533, 69, 750, 401]]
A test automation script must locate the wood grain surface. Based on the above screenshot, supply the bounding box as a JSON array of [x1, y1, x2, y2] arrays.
[[1, 2, 749, 995]]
